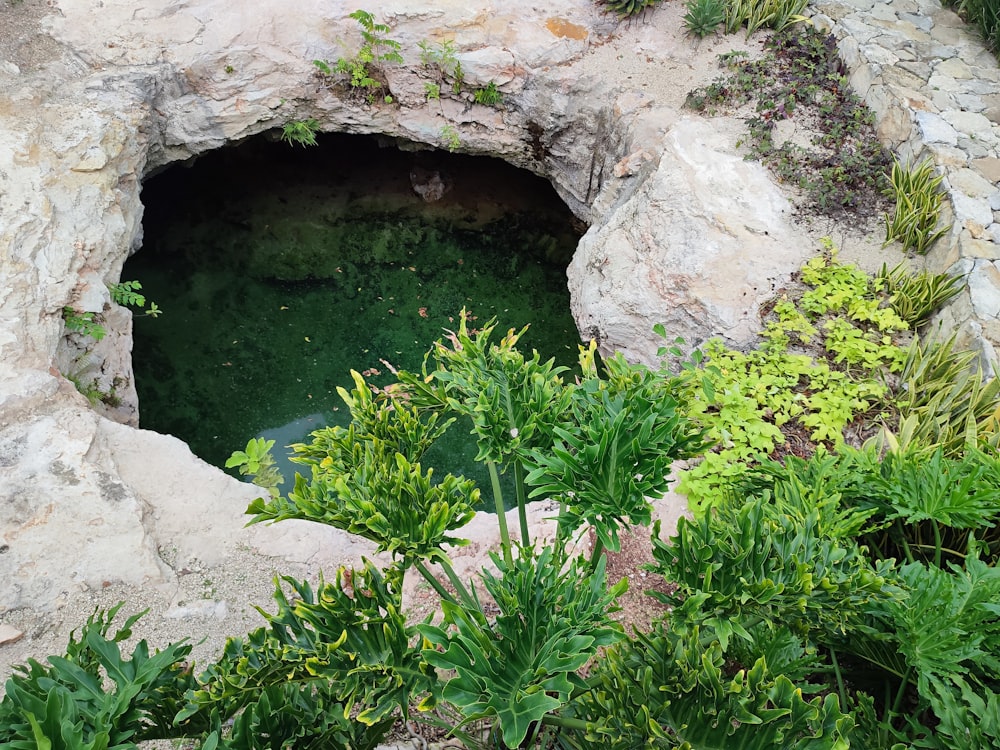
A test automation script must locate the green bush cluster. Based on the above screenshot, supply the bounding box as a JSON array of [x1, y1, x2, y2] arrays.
[[883, 158, 952, 254], [7, 252, 997, 749], [672, 243, 969, 509]]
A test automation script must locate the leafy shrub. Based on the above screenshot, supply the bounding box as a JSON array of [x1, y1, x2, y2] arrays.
[[10, 286, 999, 749], [672, 243, 933, 508]]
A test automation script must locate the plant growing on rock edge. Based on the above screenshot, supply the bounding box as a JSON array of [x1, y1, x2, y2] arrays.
[[472, 81, 503, 107], [315, 9, 403, 105], [110, 279, 162, 318], [440, 124, 461, 152], [599, 0, 661, 18], [280, 118, 320, 147], [62, 307, 106, 341]]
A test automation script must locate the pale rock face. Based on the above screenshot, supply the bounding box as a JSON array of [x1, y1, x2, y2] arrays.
[[568, 118, 802, 365]]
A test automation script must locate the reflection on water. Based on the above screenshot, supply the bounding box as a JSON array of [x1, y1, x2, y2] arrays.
[[128, 134, 583, 505]]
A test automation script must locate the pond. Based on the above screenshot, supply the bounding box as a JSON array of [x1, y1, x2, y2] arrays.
[[126, 133, 584, 502]]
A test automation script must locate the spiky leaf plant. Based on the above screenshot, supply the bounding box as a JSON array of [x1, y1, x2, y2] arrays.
[[601, 0, 659, 18], [683, 0, 726, 37]]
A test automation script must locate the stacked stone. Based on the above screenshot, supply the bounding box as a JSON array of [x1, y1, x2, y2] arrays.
[[811, 0, 1000, 369]]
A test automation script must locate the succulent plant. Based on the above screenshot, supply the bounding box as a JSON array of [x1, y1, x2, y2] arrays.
[[683, 0, 726, 36], [602, 0, 659, 18]]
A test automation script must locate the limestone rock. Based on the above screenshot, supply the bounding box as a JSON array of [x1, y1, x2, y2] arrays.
[[567, 118, 802, 366]]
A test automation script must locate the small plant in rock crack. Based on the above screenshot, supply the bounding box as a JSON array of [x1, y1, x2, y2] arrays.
[[62, 308, 106, 340], [440, 124, 461, 152], [683, 0, 726, 37], [280, 118, 320, 147], [418, 38, 466, 96], [473, 81, 503, 106], [314, 9, 402, 104], [685, 25, 893, 222]]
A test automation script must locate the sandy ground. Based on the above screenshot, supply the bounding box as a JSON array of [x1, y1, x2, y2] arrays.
[[0, 0, 895, 730]]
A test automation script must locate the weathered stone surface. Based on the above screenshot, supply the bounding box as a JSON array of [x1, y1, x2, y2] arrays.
[[974, 156, 1000, 182], [567, 118, 802, 365], [950, 168, 999, 199], [951, 190, 995, 231], [915, 111, 960, 145], [968, 262, 1000, 321]]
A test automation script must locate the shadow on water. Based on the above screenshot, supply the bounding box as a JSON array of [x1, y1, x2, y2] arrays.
[[127, 133, 584, 507]]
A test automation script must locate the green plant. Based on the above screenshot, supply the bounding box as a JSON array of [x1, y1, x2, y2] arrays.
[[280, 118, 320, 147], [451, 60, 465, 94], [683, 0, 726, 37], [0, 603, 202, 747], [237, 312, 706, 747], [423, 81, 440, 100], [883, 158, 952, 254], [884, 335, 1000, 455], [320, 9, 403, 104], [599, 0, 660, 18], [418, 38, 466, 97], [226, 438, 283, 497], [224, 64, 235, 74], [472, 81, 503, 106], [876, 262, 964, 327], [11, 298, 1000, 749], [62, 307, 106, 341], [109, 279, 162, 318], [670, 243, 972, 509], [440, 124, 461, 152]]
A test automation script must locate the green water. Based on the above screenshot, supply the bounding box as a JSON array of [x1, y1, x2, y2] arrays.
[[127, 134, 583, 499]]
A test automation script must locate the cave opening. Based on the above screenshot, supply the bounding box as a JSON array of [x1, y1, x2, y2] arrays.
[[126, 132, 585, 496]]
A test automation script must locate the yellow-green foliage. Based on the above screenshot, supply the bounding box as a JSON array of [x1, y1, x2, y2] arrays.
[[675, 243, 925, 512]]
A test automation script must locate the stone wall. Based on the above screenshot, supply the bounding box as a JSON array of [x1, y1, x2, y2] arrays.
[[813, 0, 1000, 370]]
